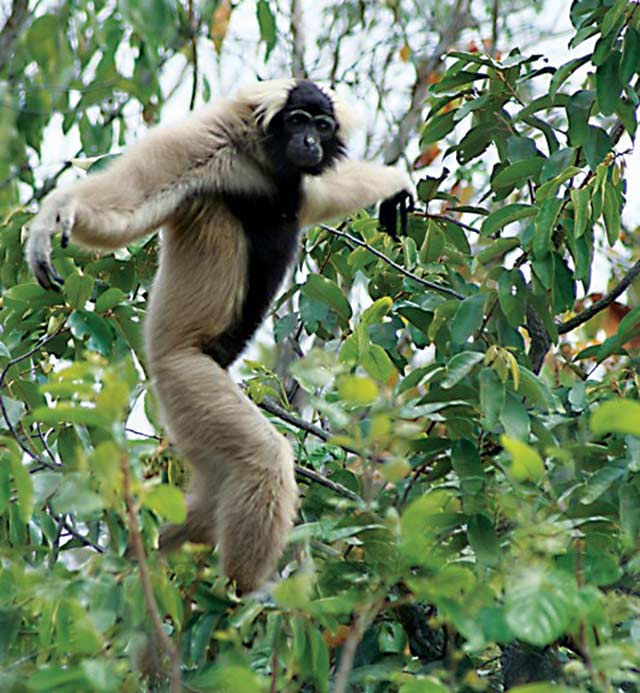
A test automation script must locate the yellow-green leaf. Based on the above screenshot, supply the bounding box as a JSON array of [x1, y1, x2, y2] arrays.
[[501, 435, 544, 482], [591, 399, 640, 437]]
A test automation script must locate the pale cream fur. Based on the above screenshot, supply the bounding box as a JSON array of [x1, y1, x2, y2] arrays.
[[25, 80, 410, 594]]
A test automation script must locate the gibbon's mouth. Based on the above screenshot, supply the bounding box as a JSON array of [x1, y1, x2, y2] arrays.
[[289, 148, 323, 170]]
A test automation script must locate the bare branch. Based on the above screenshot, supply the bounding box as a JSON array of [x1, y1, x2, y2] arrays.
[[290, 0, 306, 79], [383, 0, 473, 165], [0, 0, 29, 74], [120, 455, 181, 692], [334, 599, 384, 693], [188, 0, 199, 110], [295, 465, 360, 502]]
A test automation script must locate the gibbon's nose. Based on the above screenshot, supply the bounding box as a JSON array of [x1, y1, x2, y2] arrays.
[[304, 133, 318, 148]]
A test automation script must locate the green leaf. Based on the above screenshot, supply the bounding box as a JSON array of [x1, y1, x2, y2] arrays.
[[338, 375, 378, 406], [600, 0, 630, 38], [540, 147, 576, 182], [498, 269, 527, 328], [479, 368, 505, 430], [602, 181, 621, 245], [533, 197, 562, 259], [419, 222, 445, 262], [0, 397, 26, 432], [0, 461, 9, 513], [432, 70, 486, 93], [68, 310, 113, 356], [441, 351, 484, 389], [361, 297, 393, 325], [492, 158, 544, 191], [301, 274, 352, 321], [591, 399, 640, 436], [480, 204, 537, 237], [467, 514, 499, 566], [536, 166, 581, 201], [452, 440, 484, 495], [505, 567, 576, 646], [501, 435, 544, 482], [450, 294, 485, 343], [256, 0, 277, 60], [570, 186, 590, 238], [420, 110, 457, 146], [64, 272, 95, 310], [596, 51, 623, 116], [28, 403, 108, 427], [273, 572, 313, 609], [476, 238, 521, 264], [51, 474, 103, 520], [583, 126, 610, 169], [361, 344, 395, 382], [144, 485, 187, 524], [549, 54, 591, 98], [621, 27, 640, 82], [10, 456, 33, 523], [566, 90, 594, 146], [95, 287, 126, 312]]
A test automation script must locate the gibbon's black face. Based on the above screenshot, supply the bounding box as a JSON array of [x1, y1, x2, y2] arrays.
[[265, 81, 345, 178]]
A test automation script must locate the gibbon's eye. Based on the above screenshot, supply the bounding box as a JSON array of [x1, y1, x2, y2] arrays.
[[284, 110, 312, 131], [313, 115, 337, 140]]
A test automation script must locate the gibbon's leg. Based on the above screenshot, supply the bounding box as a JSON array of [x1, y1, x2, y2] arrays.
[[152, 349, 298, 593], [148, 217, 297, 593], [300, 160, 411, 226]]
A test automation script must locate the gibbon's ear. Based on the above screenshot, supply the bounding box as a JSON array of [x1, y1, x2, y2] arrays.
[[234, 79, 360, 140]]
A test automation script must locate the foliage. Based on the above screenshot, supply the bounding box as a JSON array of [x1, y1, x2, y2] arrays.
[[0, 0, 640, 691]]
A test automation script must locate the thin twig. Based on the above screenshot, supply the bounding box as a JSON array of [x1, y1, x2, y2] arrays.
[[295, 465, 360, 502], [334, 600, 384, 693], [187, 0, 199, 111], [0, 324, 67, 465], [120, 455, 181, 693], [58, 516, 104, 553], [259, 398, 356, 451], [320, 224, 464, 300], [558, 258, 640, 335]]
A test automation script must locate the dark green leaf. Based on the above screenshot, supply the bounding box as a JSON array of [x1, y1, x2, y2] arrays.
[[480, 204, 537, 237], [498, 269, 527, 327]]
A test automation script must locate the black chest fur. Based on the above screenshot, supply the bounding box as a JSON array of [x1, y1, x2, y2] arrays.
[[204, 182, 302, 368]]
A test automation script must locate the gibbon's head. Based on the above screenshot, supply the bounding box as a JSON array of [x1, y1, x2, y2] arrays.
[[235, 79, 358, 178]]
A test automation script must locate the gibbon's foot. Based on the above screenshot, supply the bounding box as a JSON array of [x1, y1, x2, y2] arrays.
[[157, 518, 213, 554]]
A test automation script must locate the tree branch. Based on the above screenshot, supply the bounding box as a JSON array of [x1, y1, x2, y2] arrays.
[[0, 324, 67, 466], [557, 258, 640, 335], [382, 0, 473, 165], [320, 224, 464, 299], [290, 0, 306, 79], [120, 455, 181, 693], [0, 0, 29, 74]]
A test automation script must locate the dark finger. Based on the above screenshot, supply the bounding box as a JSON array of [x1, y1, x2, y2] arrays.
[[399, 196, 408, 236], [35, 259, 62, 292]]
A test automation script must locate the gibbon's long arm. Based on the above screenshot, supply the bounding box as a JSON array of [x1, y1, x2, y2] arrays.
[[26, 106, 272, 290], [300, 159, 411, 227]]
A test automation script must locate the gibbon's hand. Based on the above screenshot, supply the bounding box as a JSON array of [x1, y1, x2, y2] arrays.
[[378, 189, 414, 238], [26, 191, 75, 291]]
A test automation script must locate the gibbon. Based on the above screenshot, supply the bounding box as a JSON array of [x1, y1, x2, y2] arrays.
[[26, 79, 411, 593]]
